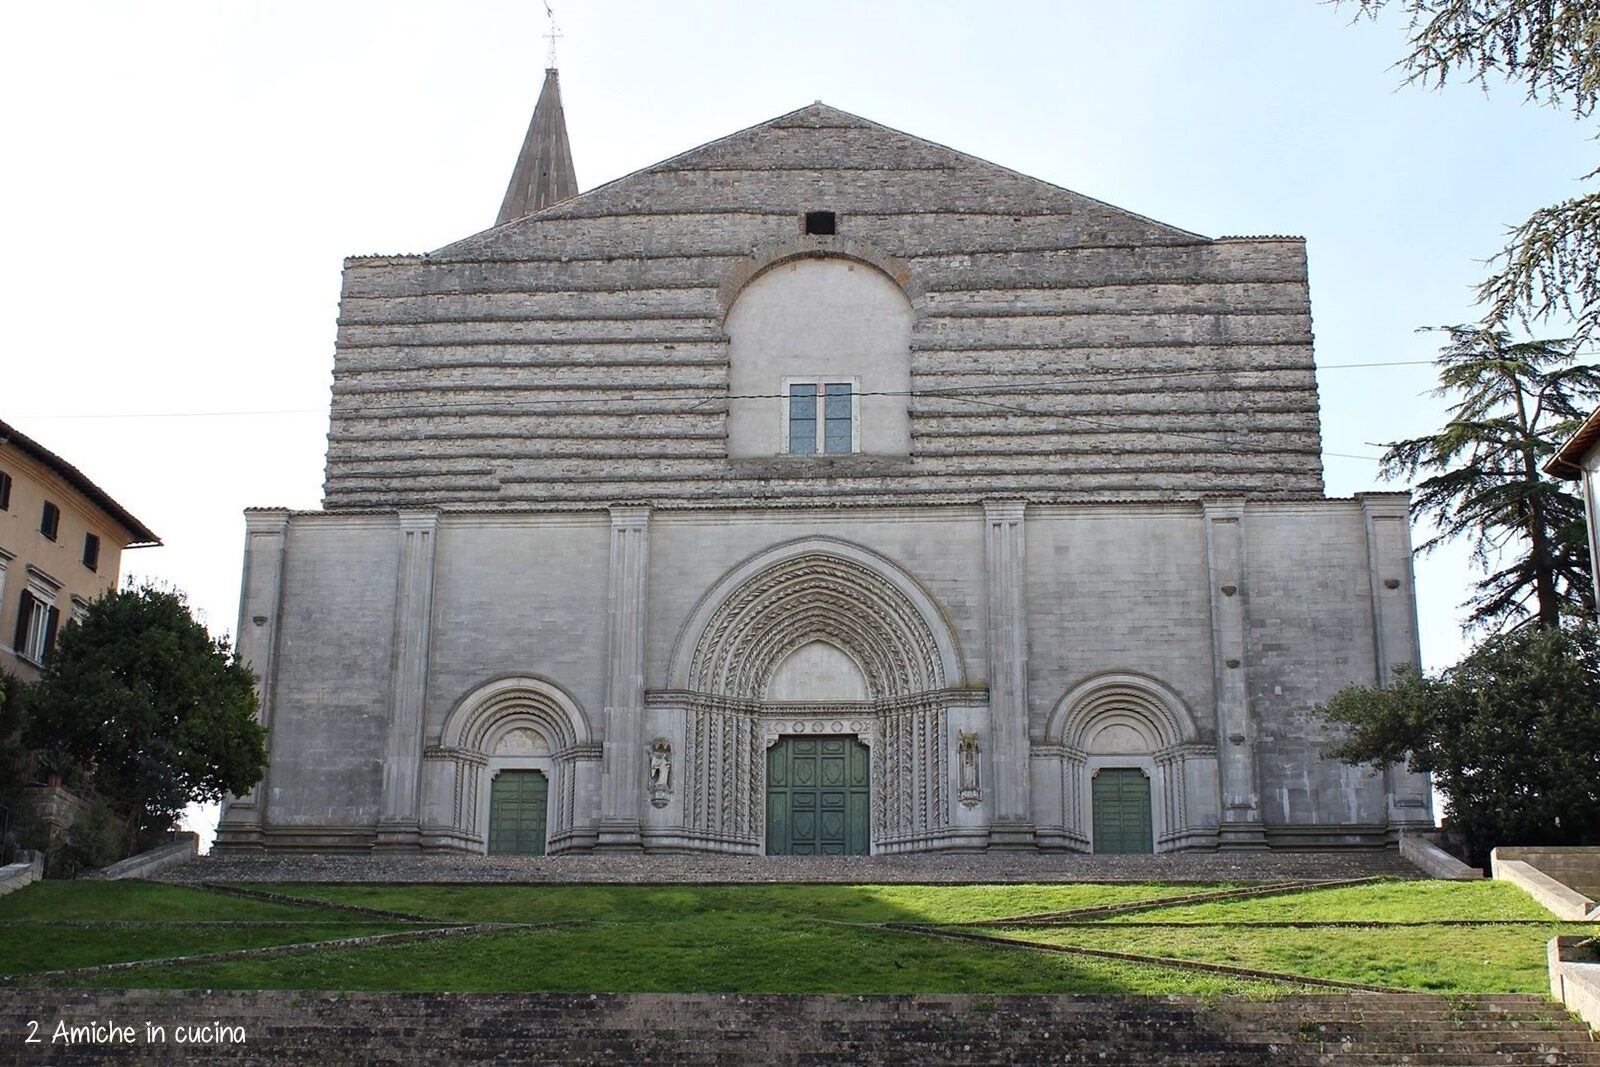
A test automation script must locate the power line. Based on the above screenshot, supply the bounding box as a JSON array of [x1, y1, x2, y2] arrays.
[[6, 354, 1462, 421]]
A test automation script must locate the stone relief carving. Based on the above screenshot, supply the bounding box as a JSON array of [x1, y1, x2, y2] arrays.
[[687, 552, 946, 700], [957, 730, 980, 807], [648, 737, 672, 808], [874, 705, 947, 844], [494, 727, 549, 756], [685, 706, 763, 843]]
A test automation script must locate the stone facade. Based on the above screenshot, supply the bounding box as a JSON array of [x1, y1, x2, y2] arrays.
[[218, 98, 1432, 855]]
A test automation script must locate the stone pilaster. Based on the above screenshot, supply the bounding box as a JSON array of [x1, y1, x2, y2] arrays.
[[983, 500, 1034, 847], [1203, 499, 1266, 848], [598, 505, 651, 850], [376, 510, 440, 850], [1358, 492, 1434, 832], [216, 509, 290, 851]]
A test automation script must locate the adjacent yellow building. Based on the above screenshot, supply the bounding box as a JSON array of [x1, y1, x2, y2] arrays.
[[0, 418, 160, 680]]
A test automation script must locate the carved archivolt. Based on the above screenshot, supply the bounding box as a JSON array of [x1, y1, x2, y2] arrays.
[[666, 539, 969, 853], [674, 538, 963, 700], [438, 675, 592, 755], [1046, 672, 1199, 753]]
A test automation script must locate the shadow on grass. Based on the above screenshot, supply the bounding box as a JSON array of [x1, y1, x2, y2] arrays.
[[2, 881, 1290, 996]]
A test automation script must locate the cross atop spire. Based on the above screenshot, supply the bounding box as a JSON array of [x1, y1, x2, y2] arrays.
[[543, 2, 561, 68], [496, 65, 579, 225]]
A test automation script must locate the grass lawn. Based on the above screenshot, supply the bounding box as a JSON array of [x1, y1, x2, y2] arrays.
[[0, 881, 436, 976], [250, 881, 1208, 925], [1101, 879, 1558, 923], [1, 922, 418, 976], [983, 923, 1574, 993], [1, 878, 1589, 995], [23, 921, 1300, 997], [0, 881, 368, 923]]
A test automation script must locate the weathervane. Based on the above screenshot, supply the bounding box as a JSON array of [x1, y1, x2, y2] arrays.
[[544, 1, 562, 68]]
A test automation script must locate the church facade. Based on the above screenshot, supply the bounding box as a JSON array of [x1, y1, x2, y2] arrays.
[[217, 72, 1432, 855]]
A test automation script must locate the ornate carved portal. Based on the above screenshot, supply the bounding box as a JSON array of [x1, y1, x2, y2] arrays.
[[1034, 672, 1220, 853], [421, 676, 601, 854], [662, 541, 980, 854]]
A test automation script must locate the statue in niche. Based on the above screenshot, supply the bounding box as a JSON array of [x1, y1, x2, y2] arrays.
[[648, 737, 672, 807], [957, 730, 980, 807]]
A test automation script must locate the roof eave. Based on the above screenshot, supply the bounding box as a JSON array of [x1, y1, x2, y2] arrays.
[[1545, 407, 1600, 481], [0, 417, 161, 546]]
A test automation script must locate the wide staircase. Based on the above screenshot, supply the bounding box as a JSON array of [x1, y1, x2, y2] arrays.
[[2, 990, 1594, 1064]]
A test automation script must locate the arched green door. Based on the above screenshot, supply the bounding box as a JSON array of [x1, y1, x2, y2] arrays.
[[766, 737, 870, 855], [487, 769, 548, 856], [1092, 768, 1153, 854]]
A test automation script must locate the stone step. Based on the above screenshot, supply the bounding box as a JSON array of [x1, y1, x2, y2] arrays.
[[3, 990, 1593, 1066]]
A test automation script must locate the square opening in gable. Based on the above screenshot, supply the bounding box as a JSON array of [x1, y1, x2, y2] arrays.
[[804, 210, 837, 236]]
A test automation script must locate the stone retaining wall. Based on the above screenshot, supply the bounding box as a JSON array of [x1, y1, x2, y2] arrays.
[[0, 852, 41, 897], [1493, 848, 1600, 920], [1400, 832, 1481, 880], [1550, 936, 1600, 1033], [82, 834, 198, 881]]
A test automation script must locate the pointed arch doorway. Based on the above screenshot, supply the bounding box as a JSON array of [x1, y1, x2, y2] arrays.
[[666, 538, 978, 855], [764, 641, 871, 855]]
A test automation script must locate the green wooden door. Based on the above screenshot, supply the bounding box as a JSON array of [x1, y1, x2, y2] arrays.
[[1092, 768, 1153, 854], [766, 737, 870, 855], [487, 769, 548, 856]]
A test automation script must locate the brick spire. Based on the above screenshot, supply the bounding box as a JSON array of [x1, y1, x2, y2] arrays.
[[496, 68, 578, 225]]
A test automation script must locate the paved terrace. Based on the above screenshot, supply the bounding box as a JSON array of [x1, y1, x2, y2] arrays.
[[166, 850, 1422, 884]]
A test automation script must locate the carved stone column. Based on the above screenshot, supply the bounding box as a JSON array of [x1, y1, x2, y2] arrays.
[[216, 509, 290, 851], [598, 505, 650, 850], [377, 510, 440, 850], [1359, 492, 1434, 833], [1203, 499, 1266, 847], [983, 499, 1034, 847]]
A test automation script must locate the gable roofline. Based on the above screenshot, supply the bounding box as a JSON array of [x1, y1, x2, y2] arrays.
[[431, 101, 1212, 257], [0, 417, 161, 547], [1546, 406, 1600, 480]]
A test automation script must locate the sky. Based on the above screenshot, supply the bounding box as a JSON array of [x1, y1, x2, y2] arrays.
[[2, 2, 1593, 840]]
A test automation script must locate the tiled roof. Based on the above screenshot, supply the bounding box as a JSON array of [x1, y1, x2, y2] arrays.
[[0, 417, 160, 546]]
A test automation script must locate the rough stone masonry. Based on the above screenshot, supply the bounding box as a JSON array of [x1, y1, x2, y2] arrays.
[[218, 82, 1432, 859]]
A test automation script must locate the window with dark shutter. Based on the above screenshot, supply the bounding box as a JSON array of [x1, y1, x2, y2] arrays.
[[40, 501, 60, 541], [83, 533, 100, 572], [13, 590, 33, 654], [0, 470, 11, 511], [42, 605, 60, 662]]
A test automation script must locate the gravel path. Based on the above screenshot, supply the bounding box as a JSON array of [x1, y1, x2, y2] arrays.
[[166, 849, 1423, 884]]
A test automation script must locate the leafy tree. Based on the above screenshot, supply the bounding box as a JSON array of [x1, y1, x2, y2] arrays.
[[22, 584, 266, 853], [1380, 326, 1599, 630], [1341, 0, 1600, 338], [47, 796, 123, 880], [1318, 623, 1600, 865]]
